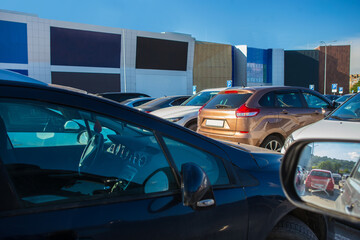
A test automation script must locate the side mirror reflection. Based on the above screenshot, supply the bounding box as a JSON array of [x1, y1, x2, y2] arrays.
[[294, 141, 360, 218]]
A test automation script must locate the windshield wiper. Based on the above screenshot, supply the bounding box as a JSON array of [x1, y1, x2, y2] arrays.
[[215, 104, 232, 109]]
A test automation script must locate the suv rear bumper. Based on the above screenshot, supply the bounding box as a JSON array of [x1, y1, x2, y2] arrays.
[[198, 130, 260, 146]]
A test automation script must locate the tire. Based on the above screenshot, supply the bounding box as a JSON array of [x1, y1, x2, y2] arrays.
[[267, 215, 318, 240], [260, 135, 284, 152], [187, 122, 197, 131]]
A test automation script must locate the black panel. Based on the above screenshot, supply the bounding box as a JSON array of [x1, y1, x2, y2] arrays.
[[136, 37, 188, 71], [51, 72, 120, 94], [51, 27, 121, 68], [285, 50, 319, 91]]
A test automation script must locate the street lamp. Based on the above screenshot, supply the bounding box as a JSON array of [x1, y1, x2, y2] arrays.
[[320, 40, 337, 94]]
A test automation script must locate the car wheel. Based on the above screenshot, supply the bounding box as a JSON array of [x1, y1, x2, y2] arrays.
[[187, 122, 197, 131], [267, 215, 318, 240], [261, 135, 283, 152]]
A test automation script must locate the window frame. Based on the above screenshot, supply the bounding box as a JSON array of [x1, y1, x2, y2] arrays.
[[274, 90, 305, 108]]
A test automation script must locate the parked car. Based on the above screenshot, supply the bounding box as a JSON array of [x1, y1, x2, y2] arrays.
[[0, 70, 324, 239], [324, 94, 340, 101], [197, 86, 334, 152], [334, 93, 355, 107], [336, 159, 360, 217], [98, 92, 150, 103], [282, 93, 360, 153], [305, 169, 335, 195], [151, 88, 226, 131], [120, 97, 155, 107], [136, 95, 190, 113], [332, 173, 342, 185]]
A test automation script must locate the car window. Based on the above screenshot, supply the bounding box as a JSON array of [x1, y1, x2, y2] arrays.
[[0, 99, 177, 208], [170, 97, 188, 106], [311, 171, 331, 178], [132, 100, 151, 107], [162, 136, 229, 186], [259, 92, 275, 107], [275, 92, 303, 108], [204, 93, 252, 109], [302, 92, 329, 109]]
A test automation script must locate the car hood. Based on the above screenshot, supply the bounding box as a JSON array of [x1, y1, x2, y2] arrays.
[[292, 119, 360, 141], [151, 106, 201, 118]]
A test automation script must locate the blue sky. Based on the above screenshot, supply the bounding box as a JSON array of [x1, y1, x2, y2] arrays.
[[2, 0, 360, 72]]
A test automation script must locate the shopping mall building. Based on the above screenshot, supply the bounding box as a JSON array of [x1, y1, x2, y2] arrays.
[[0, 9, 350, 96]]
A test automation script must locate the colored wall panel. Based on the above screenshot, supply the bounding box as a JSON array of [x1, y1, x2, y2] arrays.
[[284, 50, 319, 90], [51, 72, 120, 93], [51, 27, 121, 68], [8, 69, 28, 76], [317, 45, 350, 94], [0, 20, 28, 64], [193, 41, 232, 90], [136, 37, 188, 71], [247, 47, 272, 85]]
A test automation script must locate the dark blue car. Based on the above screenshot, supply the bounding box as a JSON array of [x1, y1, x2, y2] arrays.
[[0, 70, 325, 239]]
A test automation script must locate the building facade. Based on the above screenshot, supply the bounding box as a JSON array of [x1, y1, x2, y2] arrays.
[[0, 10, 195, 97]]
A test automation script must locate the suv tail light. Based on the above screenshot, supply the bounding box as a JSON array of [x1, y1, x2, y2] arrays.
[[236, 104, 260, 117], [199, 104, 206, 114]]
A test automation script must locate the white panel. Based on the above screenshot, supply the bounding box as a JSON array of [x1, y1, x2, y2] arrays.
[[272, 49, 285, 86], [136, 71, 187, 97]]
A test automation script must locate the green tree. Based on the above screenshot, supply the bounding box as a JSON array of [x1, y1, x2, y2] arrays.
[[317, 160, 334, 172], [351, 81, 360, 93]]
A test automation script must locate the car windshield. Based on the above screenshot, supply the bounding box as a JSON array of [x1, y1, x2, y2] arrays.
[[181, 91, 220, 106], [328, 93, 360, 121], [335, 94, 353, 103]]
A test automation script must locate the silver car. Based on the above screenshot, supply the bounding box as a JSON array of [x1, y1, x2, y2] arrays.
[[151, 88, 226, 130]]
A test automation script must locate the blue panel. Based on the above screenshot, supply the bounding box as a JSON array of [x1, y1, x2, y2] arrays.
[[0, 20, 28, 64], [7, 69, 28, 76]]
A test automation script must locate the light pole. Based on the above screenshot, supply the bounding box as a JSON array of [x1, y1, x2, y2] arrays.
[[320, 40, 336, 94]]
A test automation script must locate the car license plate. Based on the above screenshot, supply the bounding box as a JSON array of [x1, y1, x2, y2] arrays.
[[206, 119, 224, 127]]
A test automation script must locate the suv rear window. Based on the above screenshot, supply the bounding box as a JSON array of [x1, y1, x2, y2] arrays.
[[311, 171, 331, 178], [204, 93, 252, 109]]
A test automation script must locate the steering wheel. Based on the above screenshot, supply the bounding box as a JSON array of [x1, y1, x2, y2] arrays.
[[78, 133, 104, 175]]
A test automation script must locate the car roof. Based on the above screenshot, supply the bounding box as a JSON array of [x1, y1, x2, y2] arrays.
[[222, 85, 311, 92], [0, 69, 47, 86], [311, 169, 332, 173]]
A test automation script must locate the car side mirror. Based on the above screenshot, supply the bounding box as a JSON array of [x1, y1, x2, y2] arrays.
[[64, 120, 81, 131], [281, 139, 360, 223], [181, 162, 215, 209]]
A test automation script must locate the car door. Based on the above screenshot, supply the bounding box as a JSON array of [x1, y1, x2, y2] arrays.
[[0, 87, 249, 240], [275, 90, 310, 136]]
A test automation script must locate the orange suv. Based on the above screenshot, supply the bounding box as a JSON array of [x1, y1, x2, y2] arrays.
[[197, 86, 335, 151]]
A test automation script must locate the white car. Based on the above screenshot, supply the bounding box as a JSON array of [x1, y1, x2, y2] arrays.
[[151, 88, 226, 130], [282, 93, 360, 153]]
